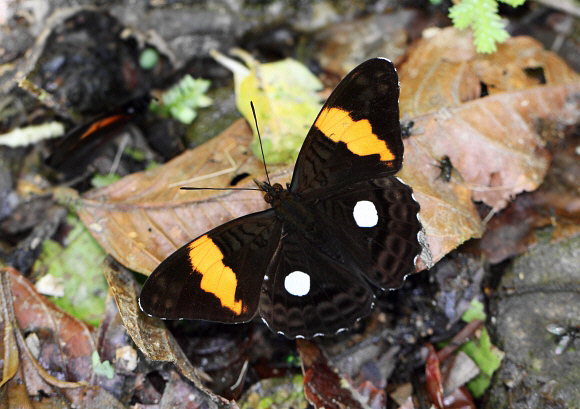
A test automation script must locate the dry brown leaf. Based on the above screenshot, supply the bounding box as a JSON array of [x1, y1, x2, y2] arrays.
[[399, 28, 580, 118], [74, 38, 580, 272], [403, 83, 580, 212], [103, 257, 239, 409], [76, 119, 292, 275]]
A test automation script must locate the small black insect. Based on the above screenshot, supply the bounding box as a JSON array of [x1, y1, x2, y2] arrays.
[[435, 155, 454, 183]]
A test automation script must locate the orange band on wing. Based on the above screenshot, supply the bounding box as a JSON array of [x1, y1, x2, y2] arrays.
[[315, 107, 394, 161], [188, 235, 243, 315], [78, 114, 126, 140]]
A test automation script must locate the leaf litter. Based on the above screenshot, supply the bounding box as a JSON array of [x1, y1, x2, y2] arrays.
[[2, 11, 580, 408]]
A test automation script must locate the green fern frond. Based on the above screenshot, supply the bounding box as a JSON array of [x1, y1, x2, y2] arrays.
[[448, 0, 525, 53], [151, 75, 213, 124]]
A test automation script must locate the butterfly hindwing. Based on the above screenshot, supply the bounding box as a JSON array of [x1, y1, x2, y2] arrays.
[[259, 229, 375, 339], [290, 58, 403, 197], [306, 177, 422, 290], [139, 210, 282, 323]]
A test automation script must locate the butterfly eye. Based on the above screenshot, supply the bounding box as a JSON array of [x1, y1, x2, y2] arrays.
[[273, 183, 283, 192], [264, 193, 273, 203]]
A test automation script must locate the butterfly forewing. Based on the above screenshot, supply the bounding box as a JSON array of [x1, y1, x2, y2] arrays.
[[139, 210, 282, 323], [290, 58, 403, 197]]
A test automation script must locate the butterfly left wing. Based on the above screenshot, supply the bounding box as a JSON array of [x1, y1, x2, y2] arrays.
[[140, 210, 282, 323]]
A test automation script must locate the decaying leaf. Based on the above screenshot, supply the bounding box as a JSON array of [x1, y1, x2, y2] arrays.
[[297, 339, 371, 409], [211, 49, 323, 164], [0, 267, 125, 407]]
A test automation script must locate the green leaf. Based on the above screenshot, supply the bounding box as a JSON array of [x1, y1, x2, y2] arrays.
[[34, 214, 108, 326], [212, 49, 323, 165], [499, 0, 525, 6], [460, 327, 504, 397], [462, 299, 486, 322], [92, 351, 115, 379], [150, 75, 212, 124], [449, 0, 520, 53], [91, 173, 121, 188], [458, 299, 503, 397]]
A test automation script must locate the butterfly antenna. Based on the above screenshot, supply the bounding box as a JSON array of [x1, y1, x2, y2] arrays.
[[180, 187, 259, 191], [251, 101, 271, 185]]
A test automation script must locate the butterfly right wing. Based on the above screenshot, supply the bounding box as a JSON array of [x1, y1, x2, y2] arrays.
[[289, 58, 403, 198], [139, 210, 282, 323]]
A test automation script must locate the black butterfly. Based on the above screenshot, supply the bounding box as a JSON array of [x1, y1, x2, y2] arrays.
[[139, 58, 424, 338]]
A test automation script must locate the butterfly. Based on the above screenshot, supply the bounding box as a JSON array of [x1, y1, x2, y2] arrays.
[[45, 94, 151, 175], [139, 58, 424, 339]]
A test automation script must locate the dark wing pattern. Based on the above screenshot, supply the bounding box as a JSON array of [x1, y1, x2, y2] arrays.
[[140, 210, 282, 323], [306, 177, 422, 290], [258, 230, 375, 339], [290, 58, 403, 198]]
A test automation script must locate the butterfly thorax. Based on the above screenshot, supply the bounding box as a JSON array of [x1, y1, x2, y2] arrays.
[[256, 180, 339, 256]]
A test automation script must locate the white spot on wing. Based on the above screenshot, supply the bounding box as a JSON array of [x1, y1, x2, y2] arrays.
[[353, 200, 378, 227], [284, 271, 310, 297]]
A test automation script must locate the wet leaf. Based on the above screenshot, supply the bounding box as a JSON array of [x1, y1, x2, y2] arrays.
[[34, 213, 108, 326], [212, 49, 323, 164]]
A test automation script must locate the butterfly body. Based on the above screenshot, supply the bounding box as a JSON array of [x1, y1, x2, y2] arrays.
[[139, 58, 424, 339]]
